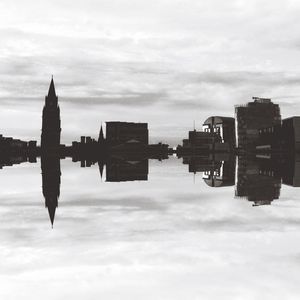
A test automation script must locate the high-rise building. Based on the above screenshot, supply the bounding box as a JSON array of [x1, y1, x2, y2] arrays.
[[41, 77, 61, 151], [235, 97, 281, 151]]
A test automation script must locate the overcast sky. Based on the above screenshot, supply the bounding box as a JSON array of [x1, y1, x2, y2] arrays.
[[1, 0, 300, 144]]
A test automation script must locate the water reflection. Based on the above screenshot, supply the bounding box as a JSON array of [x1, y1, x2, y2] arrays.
[[0, 149, 299, 225]]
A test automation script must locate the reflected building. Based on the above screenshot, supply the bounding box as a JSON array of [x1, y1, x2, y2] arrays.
[[281, 153, 300, 187], [106, 157, 148, 182], [235, 156, 281, 206], [182, 153, 221, 174], [203, 154, 235, 187]]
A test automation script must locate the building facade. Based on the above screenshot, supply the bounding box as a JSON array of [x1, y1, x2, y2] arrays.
[[235, 97, 281, 152]]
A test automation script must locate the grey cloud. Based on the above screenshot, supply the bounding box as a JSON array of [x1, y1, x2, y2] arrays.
[[61, 195, 167, 213], [61, 92, 166, 107]]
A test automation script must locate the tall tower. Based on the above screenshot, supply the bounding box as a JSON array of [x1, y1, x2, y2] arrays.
[[41, 77, 61, 151], [41, 77, 61, 227]]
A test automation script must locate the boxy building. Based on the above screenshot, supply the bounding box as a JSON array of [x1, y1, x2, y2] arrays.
[[235, 97, 281, 152], [282, 117, 300, 152], [106, 122, 149, 147]]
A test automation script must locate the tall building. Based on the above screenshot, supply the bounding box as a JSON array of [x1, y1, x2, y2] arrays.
[[41, 77, 61, 151], [235, 97, 281, 151]]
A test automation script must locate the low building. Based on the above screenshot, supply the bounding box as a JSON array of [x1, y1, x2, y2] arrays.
[[203, 116, 235, 150], [106, 122, 148, 147]]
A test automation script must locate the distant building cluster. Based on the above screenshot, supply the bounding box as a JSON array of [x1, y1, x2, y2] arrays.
[[177, 97, 300, 155]]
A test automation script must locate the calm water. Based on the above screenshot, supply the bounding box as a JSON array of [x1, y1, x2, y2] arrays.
[[0, 156, 300, 299]]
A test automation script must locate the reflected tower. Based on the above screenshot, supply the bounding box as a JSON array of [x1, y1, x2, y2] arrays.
[[41, 155, 61, 226]]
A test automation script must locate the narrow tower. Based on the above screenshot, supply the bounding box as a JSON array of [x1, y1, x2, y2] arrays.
[[41, 77, 61, 227], [41, 77, 61, 151]]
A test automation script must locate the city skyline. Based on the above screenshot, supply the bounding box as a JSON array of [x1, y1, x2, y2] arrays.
[[0, 79, 300, 226], [2, 1, 300, 299]]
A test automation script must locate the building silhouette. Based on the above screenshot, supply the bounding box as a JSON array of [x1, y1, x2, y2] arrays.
[[106, 122, 148, 148], [41, 155, 61, 226], [41, 77, 61, 152], [203, 116, 236, 150], [106, 157, 148, 182], [235, 156, 281, 206], [40, 78, 61, 226], [282, 117, 300, 152], [177, 130, 222, 155], [235, 97, 281, 152], [203, 154, 235, 187], [5, 78, 300, 226]]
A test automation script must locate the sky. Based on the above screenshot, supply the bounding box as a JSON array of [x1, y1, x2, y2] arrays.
[[1, 0, 300, 145]]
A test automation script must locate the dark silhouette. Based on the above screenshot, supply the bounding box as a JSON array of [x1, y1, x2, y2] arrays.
[[41, 154, 61, 227], [41, 78, 61, 226], [203, 116, 236, 151], [2, 79, 300, 226], [235, 97, 281, 153], [41, 77, 61, 152]]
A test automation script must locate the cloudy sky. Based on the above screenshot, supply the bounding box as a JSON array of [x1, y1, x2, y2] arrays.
[[1, 0, 300, 145]]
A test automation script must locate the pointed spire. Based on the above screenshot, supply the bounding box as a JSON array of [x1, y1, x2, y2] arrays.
[[98, 161, 104, 179], [98, 124, 104, 142], [47, 203, 56, 227], [48, 76, 57, 98]]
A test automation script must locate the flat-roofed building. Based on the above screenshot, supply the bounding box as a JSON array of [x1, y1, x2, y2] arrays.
[[235, 97, 281, 152], [106, 122, 148, 147]]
